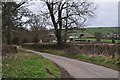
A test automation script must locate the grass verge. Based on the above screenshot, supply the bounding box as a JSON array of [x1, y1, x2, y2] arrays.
[[2, 50, 61, 78]]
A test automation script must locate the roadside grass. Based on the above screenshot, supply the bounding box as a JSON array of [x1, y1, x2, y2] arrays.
[[40, 49, 119, 71], [3, 50, 61, 78]]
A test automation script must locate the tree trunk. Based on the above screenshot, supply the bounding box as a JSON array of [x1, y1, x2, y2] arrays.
[[64, 3, 68, 44], [6, 30, 11, 45], [34, 33, 39, 43], [55, 30, 63, 47], [64, 28, 68, 44]]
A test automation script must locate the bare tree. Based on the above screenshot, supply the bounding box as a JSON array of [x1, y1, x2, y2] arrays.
[[36, 0, 96, 46], [26, 13, 48, 43], [2, 1, 29, 45], [95, 32, 102, 42]]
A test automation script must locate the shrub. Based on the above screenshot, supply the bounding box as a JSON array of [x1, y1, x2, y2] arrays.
[[2, 45, 18, 56], [22, 38, 28, 43], [65, 45, 81, 55], [77, 44, 119, 58], [11, 36, 21, 44], [22, 43, 119, 58], [94, 32, 102, 42]]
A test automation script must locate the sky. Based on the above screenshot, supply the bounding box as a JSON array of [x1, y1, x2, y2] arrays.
[[27, 0, 119, 28], [87, 1, 118, 27], [118, 1, 120, 27]]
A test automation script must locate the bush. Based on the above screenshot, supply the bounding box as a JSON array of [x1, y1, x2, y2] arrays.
[[22, 38, 28, 43], [2, 45, 18, 56], [22, 44, 59, 50], [22, 43, 119, 58], [11, 36, 21, 44], [94, 32, 102, 42], [77, 44, 119, 58], [65, 45, 81, 55]]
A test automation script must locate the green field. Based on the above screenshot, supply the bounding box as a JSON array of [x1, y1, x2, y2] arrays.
[[68, 27, 119, 38], [84, 27, 119, 35], [77, 27, 119, 35], [66, 27, 120, 44], [3, 50, 61, 78]]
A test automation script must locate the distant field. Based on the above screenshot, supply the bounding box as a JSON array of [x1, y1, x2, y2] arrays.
[[69, 27, 119, 36], [69, 27, 120, 43], [84, 27, 119, 35]]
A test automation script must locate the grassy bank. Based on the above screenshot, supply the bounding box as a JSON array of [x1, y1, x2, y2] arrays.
[[3, 50, 61, 78], [22, 44, 119, 71]]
